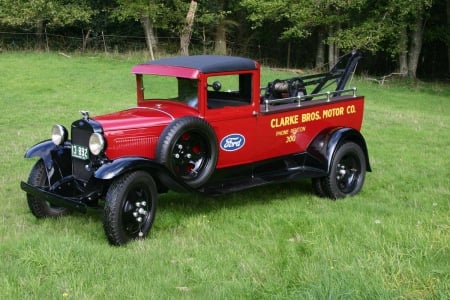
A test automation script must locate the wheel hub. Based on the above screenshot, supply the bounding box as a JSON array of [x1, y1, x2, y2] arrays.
[[172, 138, 205, 178], [336, 162, 358, 191], [135, 201, 148, 236]]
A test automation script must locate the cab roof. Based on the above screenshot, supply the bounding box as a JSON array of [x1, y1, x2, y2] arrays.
[[131, 55, 259, 79]]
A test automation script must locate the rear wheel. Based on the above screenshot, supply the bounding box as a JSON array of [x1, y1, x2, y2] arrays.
[[312, 177, 327, 198], [323, 142, 366, 199], [103, 171, 157, 246], [26, 159, 71, 218]]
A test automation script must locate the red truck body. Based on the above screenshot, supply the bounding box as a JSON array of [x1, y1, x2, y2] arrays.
[[21, 52, 370, 245]]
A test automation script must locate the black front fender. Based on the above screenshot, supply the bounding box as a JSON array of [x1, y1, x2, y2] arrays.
[[25, 140, 57, 168], [94, 157, 164, 180], [24, 140, 72, 179], [307, 127, 371, 174], [94, 157, 196, 193]]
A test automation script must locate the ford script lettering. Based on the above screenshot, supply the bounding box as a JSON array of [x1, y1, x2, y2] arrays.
[[220, 134, 246, 151]]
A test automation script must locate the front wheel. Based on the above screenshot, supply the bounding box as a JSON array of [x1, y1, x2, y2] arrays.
[[26, 159, 71, 218], [103, 171, 157, 246], [322, 142, 367, 199]]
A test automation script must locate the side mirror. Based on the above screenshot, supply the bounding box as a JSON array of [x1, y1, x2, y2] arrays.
[[210, 81, 222, 91]]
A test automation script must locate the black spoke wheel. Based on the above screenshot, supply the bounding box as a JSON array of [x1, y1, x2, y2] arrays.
[[26, 159, 71, 218], [323, 142, 366, 199], [103, 171, 157, 246], [171, 131, 209, 179], [157, 117, 218, 188]]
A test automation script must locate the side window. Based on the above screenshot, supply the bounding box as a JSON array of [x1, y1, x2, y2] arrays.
[[207, 74, 252, 109], [177, 78, 198, 108]]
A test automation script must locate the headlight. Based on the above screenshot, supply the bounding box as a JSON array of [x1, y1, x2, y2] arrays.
[[51, 124, 68, 146], [89, 133, 105, 155]]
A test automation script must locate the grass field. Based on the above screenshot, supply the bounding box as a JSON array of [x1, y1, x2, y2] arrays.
[[0, 52, 449, 299]]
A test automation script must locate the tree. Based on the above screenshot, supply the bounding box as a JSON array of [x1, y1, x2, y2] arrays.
[[0, 0, 93, 50], [332, 0, 434, 78], [241, 0, 369, 68], [115, 0, 204, 57], [0, 0, 447, 77], [180, 1, 198, 55], [447, 0, 450, 75], [114, 0, 172, 59], [316, 0, 367, 67], [196, 0, 240, 55], [393, 0, 433, 78], [240, 0, 313, 66]]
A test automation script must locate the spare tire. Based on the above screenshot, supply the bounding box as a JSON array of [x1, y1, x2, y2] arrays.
[[156, 116, 218, 188]]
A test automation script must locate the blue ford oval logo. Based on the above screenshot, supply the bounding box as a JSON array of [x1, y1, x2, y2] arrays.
[[220, 134, 246, 152]]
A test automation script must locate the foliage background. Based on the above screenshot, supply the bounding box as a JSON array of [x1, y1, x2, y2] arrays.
[[0, 0, 449, 79]]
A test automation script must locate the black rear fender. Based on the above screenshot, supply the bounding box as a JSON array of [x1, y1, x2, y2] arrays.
[[307, 128, 371, 174]]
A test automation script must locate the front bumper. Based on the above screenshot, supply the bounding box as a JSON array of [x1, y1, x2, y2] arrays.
[[21, 181, 89, 213]]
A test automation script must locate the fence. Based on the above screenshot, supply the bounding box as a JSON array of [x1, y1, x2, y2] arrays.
[[1, 31, 260, 55], [0, 31, 160, 53], [1, 31, 313, 68]]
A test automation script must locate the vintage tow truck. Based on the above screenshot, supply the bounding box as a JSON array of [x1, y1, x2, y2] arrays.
[[21, 50, 370, 245]]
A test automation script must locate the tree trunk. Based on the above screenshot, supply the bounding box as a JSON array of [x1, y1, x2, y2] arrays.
[[35, 19, 44, 50], [140, 15, 156, 60], [202, 26, 206, 54], [180, 0, 197, 56], [286, 41, 291, 69], [407, 14, 425, 78], [328, 42, 335, 70], [215, 22, 227, 55], [398, 27, 408, 76], [315, 29, 325, 69], [327, 25, 339, 69], [446, 0, 450, 74], [82, 29, 92, 52]]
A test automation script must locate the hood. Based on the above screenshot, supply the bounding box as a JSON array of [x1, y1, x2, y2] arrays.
[[90, 104, 198, 160], [93, 107, 176, 132]]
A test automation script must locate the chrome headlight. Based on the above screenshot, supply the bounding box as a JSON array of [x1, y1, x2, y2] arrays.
[[51, 124, 68, 146], [89, 132, 105, 155]]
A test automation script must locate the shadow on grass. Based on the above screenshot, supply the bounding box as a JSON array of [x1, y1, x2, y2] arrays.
[[154, 179, 314, 227], [25, 179, 315, 244], [162, 178, 312, 207]]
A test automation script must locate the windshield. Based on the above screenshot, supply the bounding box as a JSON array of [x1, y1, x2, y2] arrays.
[[142, 75, 198, 108]]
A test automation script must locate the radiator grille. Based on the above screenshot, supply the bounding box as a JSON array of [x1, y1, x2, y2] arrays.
[[71, 120, 95, 182]]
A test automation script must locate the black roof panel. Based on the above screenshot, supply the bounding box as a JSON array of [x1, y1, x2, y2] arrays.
[[146, 55, 258, 73]]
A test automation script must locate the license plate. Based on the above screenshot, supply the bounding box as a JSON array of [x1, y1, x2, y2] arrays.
[[71, 144, 89, 160]]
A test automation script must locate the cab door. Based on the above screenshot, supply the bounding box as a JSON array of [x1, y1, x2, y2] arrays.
[[202, 72, 257, 169]]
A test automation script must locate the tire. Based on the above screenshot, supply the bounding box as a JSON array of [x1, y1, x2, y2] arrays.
[[312, 177, 327, 198], [26, 159, 71, 218], [103, 171, 157, 246], [323, 142, 366, 199], [156, 116, 218, 188]]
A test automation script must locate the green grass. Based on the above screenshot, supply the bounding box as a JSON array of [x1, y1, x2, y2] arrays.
[[0, 52, 449, 299]]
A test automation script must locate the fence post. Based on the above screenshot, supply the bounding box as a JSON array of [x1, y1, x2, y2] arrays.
[[102, 31, 107, 53]]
